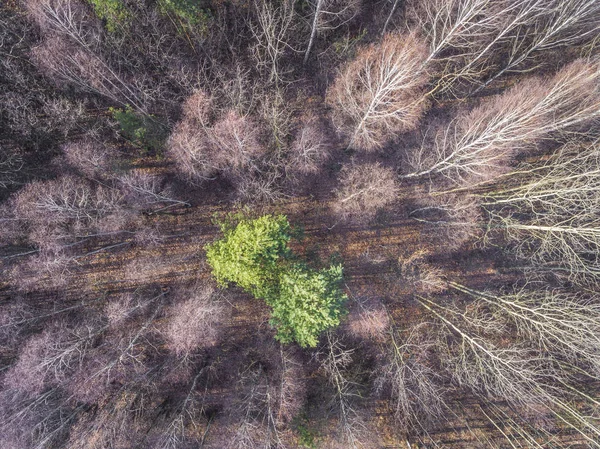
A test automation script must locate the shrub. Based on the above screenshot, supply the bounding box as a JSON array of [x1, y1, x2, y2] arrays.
[[109, 106, 167, 154], [88, 0, 130, 32]]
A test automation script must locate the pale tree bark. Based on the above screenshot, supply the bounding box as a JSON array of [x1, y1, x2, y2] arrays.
[[303, 0, 361, 64], [410, 0, 600, 96], [404, 60, 600, 187], [483, 138, 600, 285], [448, 282, 600, 378], [417, 295, 600, 447], [326, 32, 429, 151], [249, 0, 296, 85], [472, 0, 600, 94]]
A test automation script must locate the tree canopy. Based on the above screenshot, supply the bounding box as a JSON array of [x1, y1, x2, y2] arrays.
[[206, 214, 347, 347]]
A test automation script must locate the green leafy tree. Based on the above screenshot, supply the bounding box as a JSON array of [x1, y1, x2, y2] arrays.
[[206, 214, 347, 347], [206, 214, 291, 299], [270, 263, 346, 348]]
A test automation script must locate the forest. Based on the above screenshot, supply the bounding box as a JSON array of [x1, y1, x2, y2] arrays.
[[1, 0, 600, 447]]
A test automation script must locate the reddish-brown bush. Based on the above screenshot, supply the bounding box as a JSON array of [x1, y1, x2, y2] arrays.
[[163, 285, 225, 358], [62, 139, 117, 178], [334, 162, 398, 221], [346, 297, 390, 341], [169, 90, 267, 184]]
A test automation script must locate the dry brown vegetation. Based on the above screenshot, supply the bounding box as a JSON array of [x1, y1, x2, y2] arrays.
[[2, 0, 600, 448]]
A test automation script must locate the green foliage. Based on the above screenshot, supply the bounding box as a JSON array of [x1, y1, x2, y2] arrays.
[[206, 214, 348, 347], [295, 420, 318, 448], [270, 263, 346, 348], [109, 106, 167, 154], [206, 214, 291, 298], [159, 0, 212, 35], [88, 0, 130, 32]]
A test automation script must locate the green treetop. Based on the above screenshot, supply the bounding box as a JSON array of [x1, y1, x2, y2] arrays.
[[206, 214, 347, 347], [270, 263, 346, 348]]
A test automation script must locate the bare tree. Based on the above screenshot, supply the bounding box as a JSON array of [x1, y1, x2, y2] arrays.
[[408, 0, 600, 96], [24, 0, 99, 48], [303, 0, 362, 64], [226, 362, 282, 449], [418, 295, 600, 446], [163, 285, 225, 359], [448, 282, 600, 378], [168, 90, 267, 184], [419, 295, 546, 406], [62, 138, 118, 178], [381, 0, 401, 35], [168, 104, 216, 183], [472, 0, 600, 94], [9, 249, 74, 292], [258, 86, 296, 150], [483, 138, 600, 285], [0, 387, 82, 449], [12, 175, 125, 242], [334, 162, 398, 221], [409, 192, 483, 249], [326, 32, 429, 151], [118, 170, 190, 213], [32, 37, 149, 115], [408, 0, 536, 96], [346, 297, 390, 341], [235, 170, 285, 205], [404, 60, 600, 187], [287, 116, 332, 176], [210, 110, 266, 176], [275, 348, 307, 424], [0, 145, 23, 189], [406, 0, 500, 95], [4, 320, 102, 394], [320, 332, 370, 448], [68, 292, 165, 404], [398, 249, 446, 293], [146, 363, 217, 449], [375, 323, 448, 433], [249, 0, 297, 84], [66, 390, 144, 449]]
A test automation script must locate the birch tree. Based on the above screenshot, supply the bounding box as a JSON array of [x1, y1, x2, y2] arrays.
[[472, 0, 600, 94], [483, 138, 600, 285], [409, 0, 600, 96], [326, 32, 429, 151], [303, 0, 362, 64], [417, 295, 600, 447], [448, 282, 600, 378], [404, 60, 600, 187]]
